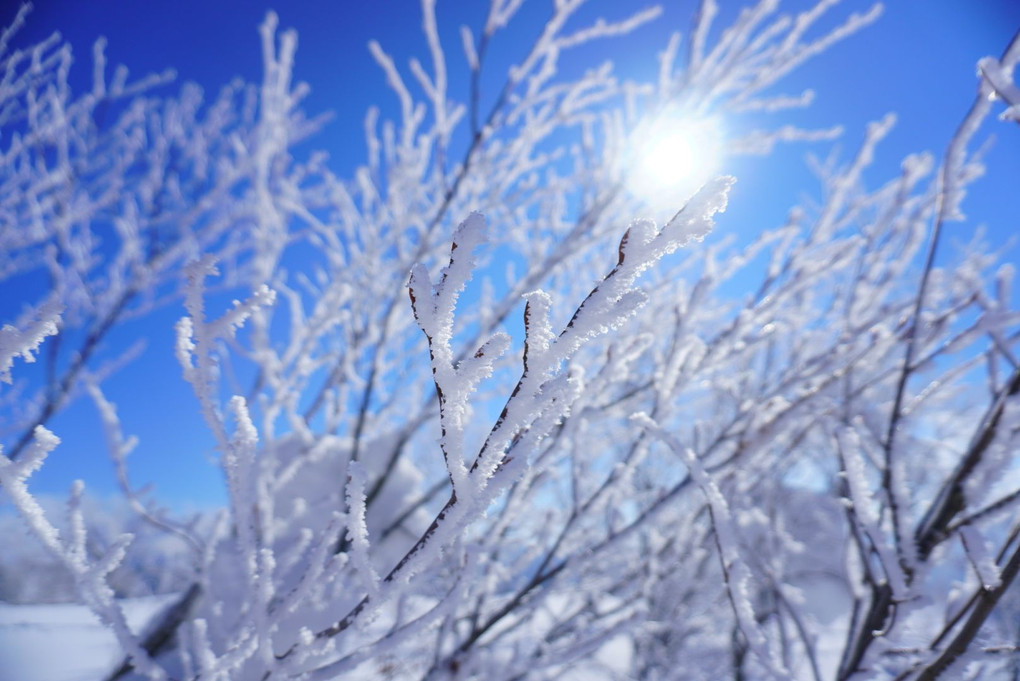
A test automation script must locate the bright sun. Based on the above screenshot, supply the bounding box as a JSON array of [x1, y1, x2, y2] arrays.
[[628, 114, 724, 211]]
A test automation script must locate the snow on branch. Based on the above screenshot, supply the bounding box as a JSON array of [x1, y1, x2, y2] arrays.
[[978, 32, 1020, 124], [175, 257, 276, 447], [0, 298, 62, 384], [633, 413, 788, 679], [0, 428, 167, 680]]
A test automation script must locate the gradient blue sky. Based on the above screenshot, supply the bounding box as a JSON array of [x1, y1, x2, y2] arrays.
[[2, 1, 1019, 508]]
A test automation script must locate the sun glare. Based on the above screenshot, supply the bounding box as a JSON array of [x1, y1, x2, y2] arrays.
[[628, 114, 724, 212]]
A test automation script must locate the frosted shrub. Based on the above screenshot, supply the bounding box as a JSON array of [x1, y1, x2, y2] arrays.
[[1, 1, 1019, 679]]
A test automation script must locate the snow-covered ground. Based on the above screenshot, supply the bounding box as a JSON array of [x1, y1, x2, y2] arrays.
[[0, 586, 853, 680], [0, 595, 175, 681]]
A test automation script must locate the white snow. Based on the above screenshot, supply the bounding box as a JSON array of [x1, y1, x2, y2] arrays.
[[0, 595, 176, 681]]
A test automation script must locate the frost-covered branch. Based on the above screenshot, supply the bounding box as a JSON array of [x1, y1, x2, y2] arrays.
[[1, 1, 1018, 679]]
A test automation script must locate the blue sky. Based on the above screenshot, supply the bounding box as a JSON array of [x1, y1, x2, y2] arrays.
[[2, 0, 1019, 508]]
